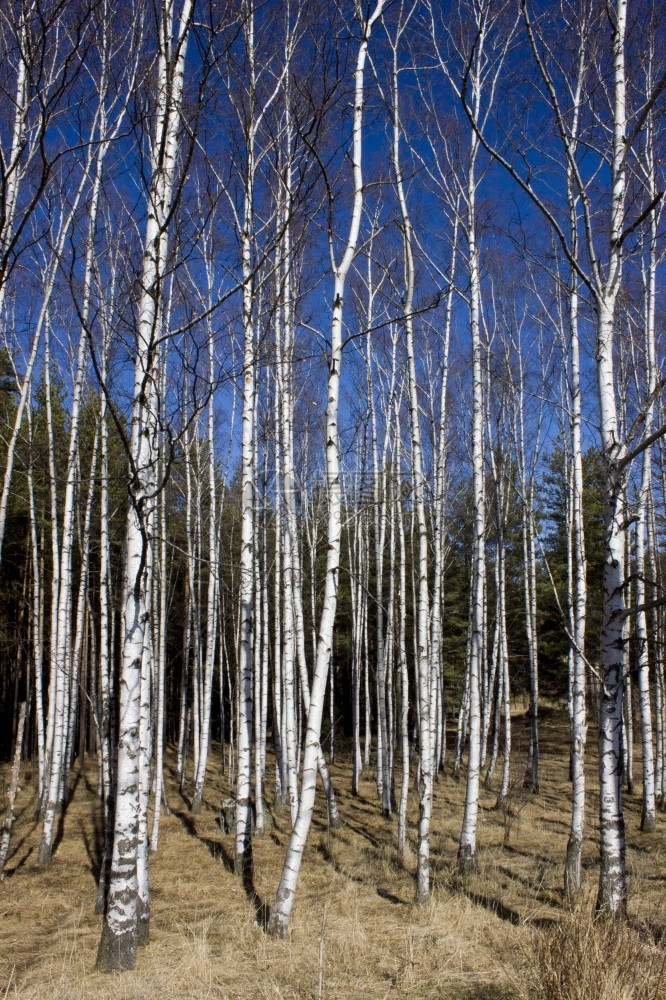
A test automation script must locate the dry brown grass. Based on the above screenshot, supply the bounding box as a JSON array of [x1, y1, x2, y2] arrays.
[[520, 891, 666, 1000], [0, 707, 664, 999]]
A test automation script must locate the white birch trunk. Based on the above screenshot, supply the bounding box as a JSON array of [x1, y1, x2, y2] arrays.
[[63, 427, 100, 798], [96, 326, 115, 911], [267, 1, 385, 936], [191, 326, 219, 815], [277, 161, 341, 826], [150, 351, 169, 853], [431, 214, 457, 780], [565, 253, 588, 894], [519, 0, 630, 914], [97, 0, 193, 969], [633, 84, 659, 833], [26, 406, 45, 802], [0, 6, 30, 324], [458, 98, 484, 875], [366, 297, 389, 813], [395, 396, 410, 856], [595, 0, 628, 917], [349, 480, 363, 796], [38, 320, 65, 835], [387, 14, 432, 897]]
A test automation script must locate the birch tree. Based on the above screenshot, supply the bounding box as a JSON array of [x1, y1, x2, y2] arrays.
[[630, 27, 662, 835], [267, 0, 386, 937], [463, 0, 666, 914], [385, 0, 434, 900], [0, 0, 93, 561], [39, 3, 139, 863], [427, 0, 519, 875], [97, 0, 195, 969]]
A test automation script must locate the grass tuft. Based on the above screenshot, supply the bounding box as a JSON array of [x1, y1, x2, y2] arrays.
[[522, 893, 665, 1000]]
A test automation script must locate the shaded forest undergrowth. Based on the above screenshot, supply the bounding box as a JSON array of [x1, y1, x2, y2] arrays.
[[1, 709, 665, 999]]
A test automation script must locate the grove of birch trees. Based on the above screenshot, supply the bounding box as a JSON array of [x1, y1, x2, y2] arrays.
[[0, 0, 665, 972]]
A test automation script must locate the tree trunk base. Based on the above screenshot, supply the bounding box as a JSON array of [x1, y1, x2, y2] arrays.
[[37, 839, 53, 865], [416, 846, 429, 905], [457, 843, 477, 874], [415, 881, 429, 906], [96, 924, 137, 972], [234, 847, 253, 878], [564, 836, 582, 899], [640, 809, 656, 833], [267, 908, 289, 938], [191, 789, 203, 815], [596, 867, 627, 919], [495, 792, 508, 813], [328, 803, 343, 829]]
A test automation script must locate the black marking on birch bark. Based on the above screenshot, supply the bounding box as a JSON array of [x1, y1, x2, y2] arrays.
[[457, 842, 478, 875], [136, 898, 150, 946]]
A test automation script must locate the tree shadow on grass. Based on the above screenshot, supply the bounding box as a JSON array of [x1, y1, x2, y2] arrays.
[[173, 808, 270, 929], [315, 840, 410, 906], [3, 844, 34, 877], [2, 810, 40, 875], [315, 840, 365, 884], [65, 769, 83, 808], [336, 816, 380, 848], [501, 843, 553, 866], [80, 809, 104, 883], [48, 770, 82, 859], [452, 881, 557, 930], [237, 858, 271, 930], [174, 808, 230, 865]]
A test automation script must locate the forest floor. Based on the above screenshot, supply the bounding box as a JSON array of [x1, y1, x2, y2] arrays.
[[1, 706, 665, 1000]]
